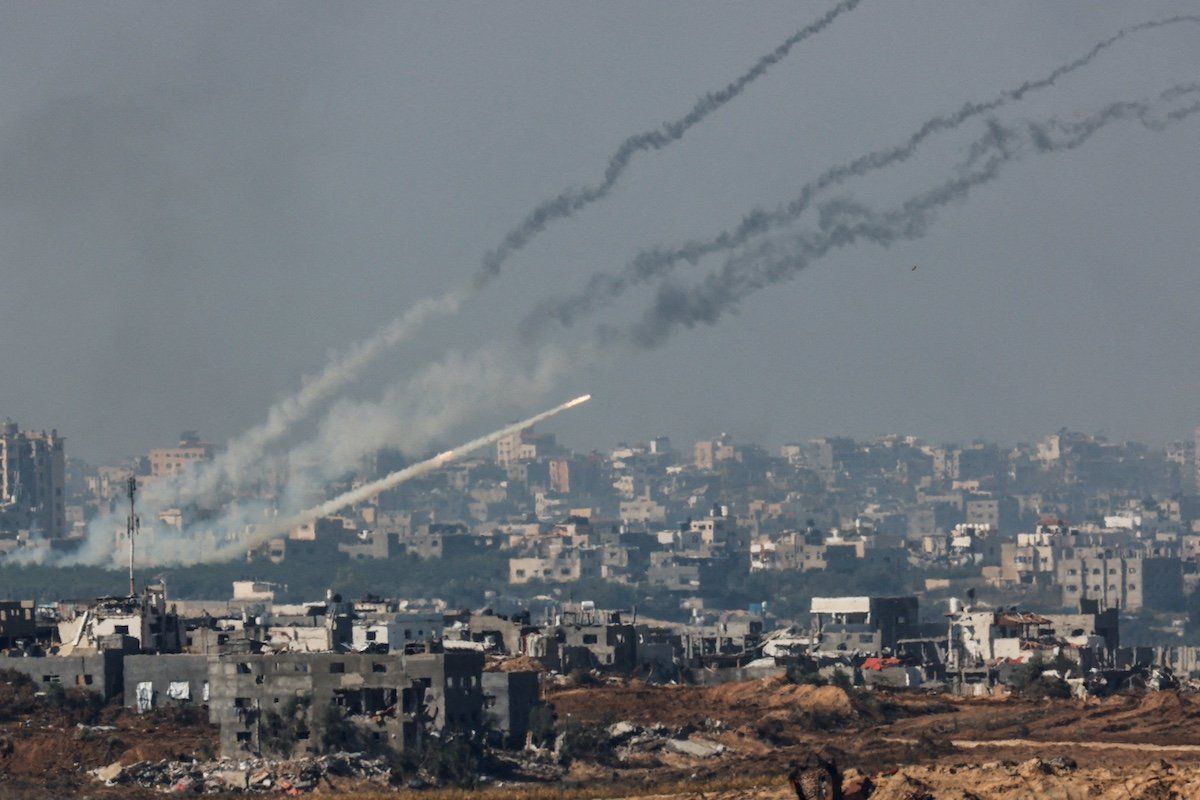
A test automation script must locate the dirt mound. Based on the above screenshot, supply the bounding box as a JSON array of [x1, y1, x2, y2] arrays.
[[485, 655, 546, 672], [1134, 690, 1192, 715], [705, 677, 856, 718]]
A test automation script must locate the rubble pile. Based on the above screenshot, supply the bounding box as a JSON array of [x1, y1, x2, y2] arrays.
[[91, 752, 395, 794], [604, 719, 727, 761]]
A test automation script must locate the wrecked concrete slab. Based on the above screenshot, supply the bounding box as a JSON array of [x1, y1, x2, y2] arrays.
[[666, 737, 726, 758]]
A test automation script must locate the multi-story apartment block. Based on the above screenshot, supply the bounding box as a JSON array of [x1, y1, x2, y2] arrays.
[[0, 421, 66, 539], [148, 431, 213, 478]]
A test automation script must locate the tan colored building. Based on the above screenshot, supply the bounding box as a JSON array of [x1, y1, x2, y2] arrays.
[[149, 431, 213, 478]]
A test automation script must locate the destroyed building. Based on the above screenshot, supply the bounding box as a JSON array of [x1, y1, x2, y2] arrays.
[[809, 596, 924, 656], [57, 583, 183, 655], [0, 600, 36, 649], [205, 650, 486, 758]]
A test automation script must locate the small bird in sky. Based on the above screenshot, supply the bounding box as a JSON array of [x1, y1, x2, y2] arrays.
[[911, 265, 918, 271]]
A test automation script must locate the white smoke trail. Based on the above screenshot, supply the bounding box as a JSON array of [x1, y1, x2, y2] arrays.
[[65, 342, 579, 567], [200, 395, 592, 562], [67, 83, 1200, 569], [130, 1, 861, 515], [143, 290, 465, 512]]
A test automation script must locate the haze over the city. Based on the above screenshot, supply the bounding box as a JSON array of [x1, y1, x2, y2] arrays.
[[1, 1, 1198, 464]]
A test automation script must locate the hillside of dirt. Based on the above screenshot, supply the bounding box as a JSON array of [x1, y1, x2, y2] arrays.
[[549, 674, 950, 730], [8, 668, 1200, 798], [541, 675, 1200, 798], [884, 687, 1200, 746], [0, 669, 218, 799]]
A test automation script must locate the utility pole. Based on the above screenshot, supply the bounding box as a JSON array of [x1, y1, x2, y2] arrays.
[[126, 475, 139, 597]]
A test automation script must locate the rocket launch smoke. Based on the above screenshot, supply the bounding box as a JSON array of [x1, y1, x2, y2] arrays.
[[628, 84, 1200, 348], [65, 342, 572, 567], [160, 1, 860, 505], [201, 395, 591, 562], [150, 291, 464, 509], [475, 0, 863, 284], [175, 10, 1193, 516], [135, 83, 1198, 568], [35, 17, 1200, 570], [521, 14, 1200, 336], [99, 394, 591, 566]]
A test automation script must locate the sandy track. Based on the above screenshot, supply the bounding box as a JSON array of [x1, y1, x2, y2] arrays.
[[884, 735, 1200, 752]]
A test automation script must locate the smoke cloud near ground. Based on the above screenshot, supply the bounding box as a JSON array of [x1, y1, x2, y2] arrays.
[[145, 290, 465, 513], [626, 84, 1200, 349], [66, 342, 578, 568], [202, 394, 592, 563], [520, 14, 1200, 337]]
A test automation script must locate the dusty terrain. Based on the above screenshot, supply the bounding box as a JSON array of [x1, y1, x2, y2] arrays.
[[542, 676, 1200, 798], [0, 670, 217, 799], [6, 670, 1200, 798]]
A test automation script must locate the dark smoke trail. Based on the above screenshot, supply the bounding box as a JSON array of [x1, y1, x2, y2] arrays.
[[624, 84, 1200, 348], [523, 15, 1200, 335], [99, 4, 858, 518], [475, 0, 863, 284]]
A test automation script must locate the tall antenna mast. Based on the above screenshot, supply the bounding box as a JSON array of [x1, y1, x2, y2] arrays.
[[126, 475, 139, 597]]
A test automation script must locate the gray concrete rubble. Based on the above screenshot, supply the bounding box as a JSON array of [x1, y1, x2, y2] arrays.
[[91, 752, 395, 794]]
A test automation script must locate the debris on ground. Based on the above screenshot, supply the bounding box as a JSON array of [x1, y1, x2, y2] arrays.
[[90, 752, 395, 794]]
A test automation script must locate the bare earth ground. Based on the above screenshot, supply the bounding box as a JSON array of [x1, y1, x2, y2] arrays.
[[8, 674, 1200, 798]]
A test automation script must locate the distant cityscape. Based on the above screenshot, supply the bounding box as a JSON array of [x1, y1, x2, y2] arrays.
[[6, 419, 1200, 620], [5, 416, 1200, 779]]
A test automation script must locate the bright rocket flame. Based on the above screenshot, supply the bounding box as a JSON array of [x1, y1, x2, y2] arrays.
[[204, 394, 592, 561]]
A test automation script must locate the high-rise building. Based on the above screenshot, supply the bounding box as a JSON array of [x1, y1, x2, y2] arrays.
[[0, 421, 66, 539]]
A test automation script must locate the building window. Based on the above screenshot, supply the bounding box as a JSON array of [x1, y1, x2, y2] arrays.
[[329, 662, 345, 674], [372, 663, 387, 674], [236, 731, 252, 742]]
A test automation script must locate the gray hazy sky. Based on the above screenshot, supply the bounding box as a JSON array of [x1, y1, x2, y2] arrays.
[[1, 1, 1198, 463]]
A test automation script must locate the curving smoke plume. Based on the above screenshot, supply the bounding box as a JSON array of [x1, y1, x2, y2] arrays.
[[522, 14, 1200, 335], [201, 394, 592, 562], [627, 84, 1200, 349], [66, 341, 578, 567], [60, 86, 1199, 569], [136, 1, 861, 516], [476, 0, 863, 284], [145, 290, 465, 511]]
